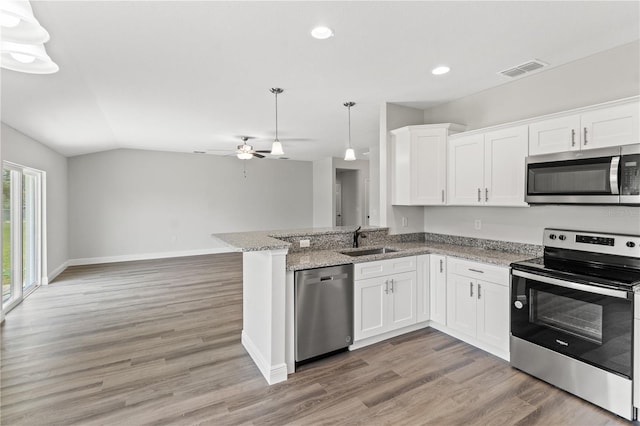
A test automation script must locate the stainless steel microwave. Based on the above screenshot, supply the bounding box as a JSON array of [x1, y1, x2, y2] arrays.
[[525, 144, 640, 205]]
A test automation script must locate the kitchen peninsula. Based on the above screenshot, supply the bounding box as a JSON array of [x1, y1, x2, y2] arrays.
[[212, 227, 541, 385]]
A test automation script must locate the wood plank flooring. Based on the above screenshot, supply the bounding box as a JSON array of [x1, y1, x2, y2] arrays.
[[0, 253, 631, 425]]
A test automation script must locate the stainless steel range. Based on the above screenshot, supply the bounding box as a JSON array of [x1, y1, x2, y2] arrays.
[[510, 228, 640, 420]]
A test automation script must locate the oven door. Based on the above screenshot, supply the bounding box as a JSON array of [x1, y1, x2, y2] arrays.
[[511, 269, 633, 379], [525, 147, 621, 204]]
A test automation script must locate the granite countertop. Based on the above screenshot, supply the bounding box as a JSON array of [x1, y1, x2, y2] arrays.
[[286, 241, 537, 271], [211, 226, 385, 252]]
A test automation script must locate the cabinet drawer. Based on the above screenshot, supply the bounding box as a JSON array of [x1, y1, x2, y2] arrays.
[[446, 257, 508, 285], [354, 256, 417, 280]]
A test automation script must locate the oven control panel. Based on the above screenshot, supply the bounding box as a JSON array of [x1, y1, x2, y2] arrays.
[[545, 229, 640, 258]]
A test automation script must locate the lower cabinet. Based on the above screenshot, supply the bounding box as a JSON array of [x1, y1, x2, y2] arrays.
[[446, 257, 510, 353], [354, 257, 417, 342], [429, 254, 447, 325]]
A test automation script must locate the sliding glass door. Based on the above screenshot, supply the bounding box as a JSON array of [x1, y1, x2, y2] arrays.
[[2, 162, 44, 313]]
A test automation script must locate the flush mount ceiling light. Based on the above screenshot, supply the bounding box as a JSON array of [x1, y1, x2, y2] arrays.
[[269, 88, 285, 156], [311, 26, 334, 40], [343, 101, 356, 161], [431, 65, 450, 75], [0, 0, 50, 43], [0, 41, 58, 74]]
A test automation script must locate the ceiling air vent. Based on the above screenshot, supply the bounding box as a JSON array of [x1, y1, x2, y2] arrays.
[[499, 59, 547, 78]]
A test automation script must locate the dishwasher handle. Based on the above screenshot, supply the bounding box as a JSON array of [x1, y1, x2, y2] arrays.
[[301, 272, 350, 285]]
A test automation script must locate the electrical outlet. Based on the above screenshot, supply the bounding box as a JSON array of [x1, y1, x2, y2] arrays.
[[299, 239, 310, 248], [474, 219, 482, 230], [402, 217, 408, 227]]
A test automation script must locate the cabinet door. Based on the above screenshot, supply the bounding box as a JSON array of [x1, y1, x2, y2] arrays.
[[388, 271, 417, 332], [476, 280, 509, 352], [528, 115, 580, 155], [446, 274, 477, 337], [429, 255, 447, 325], [416, 255, 430, 323], [448, 134, 485, 205], [484, 125, 529, 206], [580, 102, 639, 150], [390, 128, 411, 205], [411, 128, 447, 205], [354, 277, 389, 341]]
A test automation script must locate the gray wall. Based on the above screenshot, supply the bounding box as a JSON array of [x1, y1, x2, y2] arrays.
[[422, 41, 640, 245], [1, 123, 69, 280], [68, 149, 313, 261]]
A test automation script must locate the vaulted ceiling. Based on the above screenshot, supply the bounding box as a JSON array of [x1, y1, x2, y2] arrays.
[[2, 1, 639, 160]]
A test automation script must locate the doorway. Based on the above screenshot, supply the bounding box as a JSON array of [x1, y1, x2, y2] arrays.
[[335, 169, 360, 227], [2, 162, 45, 314]]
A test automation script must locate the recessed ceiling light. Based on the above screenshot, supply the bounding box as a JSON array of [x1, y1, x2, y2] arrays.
[[432, 66, 450, 75], [311, 26, 334, 40]]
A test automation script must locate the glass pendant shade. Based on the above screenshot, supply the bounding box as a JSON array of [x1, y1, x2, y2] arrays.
[[0, 41, 58, 74], [344, 148, 356, 161], [270, 140, 284, 156], [0, 0, 50, 43]]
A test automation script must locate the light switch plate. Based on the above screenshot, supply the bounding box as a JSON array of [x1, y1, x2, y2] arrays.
[[299, 239, 310, 248]]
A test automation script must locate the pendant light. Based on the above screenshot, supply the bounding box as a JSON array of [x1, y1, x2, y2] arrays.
[[270, 88, 285, 156], [343, 101, 356, 161], [0, 0, 50, 44]]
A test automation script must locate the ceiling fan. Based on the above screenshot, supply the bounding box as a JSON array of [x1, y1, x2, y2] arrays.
[[206, 136, 270, 160]]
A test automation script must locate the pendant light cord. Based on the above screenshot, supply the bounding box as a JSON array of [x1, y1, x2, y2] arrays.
[[348, 104, 351, 148], [274, 90, 279, 142]]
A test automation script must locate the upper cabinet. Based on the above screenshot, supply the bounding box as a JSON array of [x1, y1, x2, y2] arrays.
[[448, 125, 528, 206], [390, 124, 465, 206], [529, 101, 639, 155]]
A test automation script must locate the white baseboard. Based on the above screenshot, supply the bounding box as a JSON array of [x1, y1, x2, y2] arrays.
[[242, 330, 288, 385], [67, 247, 234, 267], [47, 261, 70, 284]]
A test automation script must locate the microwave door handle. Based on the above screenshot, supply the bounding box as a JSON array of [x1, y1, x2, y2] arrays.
[[610, 156, 620, 195], [511, 270, 628, 299]]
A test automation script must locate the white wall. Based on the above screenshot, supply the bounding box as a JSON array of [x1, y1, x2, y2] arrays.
[[68, 149, 313, 261], [1, 123, 68, 281], [380, 103, 425, 234], [312, 157, 334, 227], [422, 41, 640, 245]]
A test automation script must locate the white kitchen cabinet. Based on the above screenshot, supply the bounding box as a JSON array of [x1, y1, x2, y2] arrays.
[[446, 257, 510, 354], [448, 125, 528, 206], [529, 101, 639, 155], [354, 257, 417, 342], [429, 254, 447, 325], [354, 271, 417, 341], [416, 254, 430, 323], [391, 124, 465, 206]]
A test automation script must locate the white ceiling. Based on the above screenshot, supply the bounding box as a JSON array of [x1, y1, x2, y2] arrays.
[[2, 1, 639, 161]]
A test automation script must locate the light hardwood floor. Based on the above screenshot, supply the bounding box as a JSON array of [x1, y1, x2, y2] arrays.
[[0, 253, 631, 425]]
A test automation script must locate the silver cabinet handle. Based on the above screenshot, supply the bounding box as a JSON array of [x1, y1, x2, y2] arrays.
[[477, 188, 481, 202], [384, 280, 389, 294], [485, 188, 488, 202], [441, 189, 445, 203], [468, 268, 484, 274], [571, 129, 576, 147], [469, 282, 474, 297], [390, 278, 394, 293], [478, 284, 482, 299], [583, 127, 588, 145], [439, 259, 443, 273]]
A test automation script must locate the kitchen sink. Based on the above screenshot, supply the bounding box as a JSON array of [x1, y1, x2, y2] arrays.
[[340, 247, 398, 257]]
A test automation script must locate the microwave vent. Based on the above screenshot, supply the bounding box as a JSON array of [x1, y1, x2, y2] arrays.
[[499, 59, 548, 78]]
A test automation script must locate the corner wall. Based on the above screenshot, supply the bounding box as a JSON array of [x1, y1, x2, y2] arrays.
[[68, 149, 313, 262], [422, 41, 640, 245], [1, 123, 69, 281]]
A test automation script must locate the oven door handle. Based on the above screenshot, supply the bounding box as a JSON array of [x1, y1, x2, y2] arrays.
[[511, 270, 629, 299]]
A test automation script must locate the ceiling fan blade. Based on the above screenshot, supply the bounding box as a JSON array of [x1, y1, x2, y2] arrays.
[[253, 153, 265, 159], [254, 150, 271, 154]]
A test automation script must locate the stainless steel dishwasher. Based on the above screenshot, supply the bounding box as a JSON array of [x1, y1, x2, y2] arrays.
[[295, 264, 353, 363]]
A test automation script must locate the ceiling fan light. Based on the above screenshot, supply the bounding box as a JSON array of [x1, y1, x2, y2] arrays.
[[0, 41, 58, 73], [270, 140, 284, 156], [344, 148, 356, 161], [237, 152, 253, 160], [0, 0, 50, 43]]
